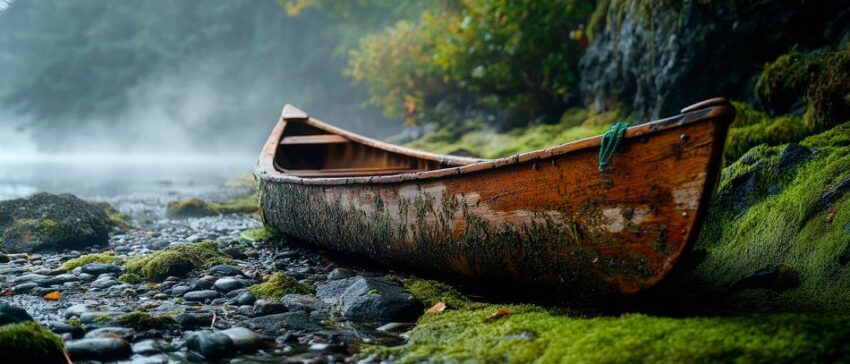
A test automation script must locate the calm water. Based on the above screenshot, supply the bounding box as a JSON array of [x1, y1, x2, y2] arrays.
[[0, 153, 256, 200]]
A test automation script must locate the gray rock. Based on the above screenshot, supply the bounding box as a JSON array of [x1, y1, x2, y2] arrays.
[[174, 312, 213, 329], [0, 192, 113, 253], [220, 327, 268, 352], [12, 282, 37, 293], [186, 330, 235, 360], [36, 273, 79, 287], [208, 264, 244, 277], [317, 277, 423, 323], [0, 303, 33, 326], [91, 278, 120, 289], [253, 299, 287, 316], [241, 312, 323, 334], [10, 273, 49, 285], [171, 285, 191, 297], [64, 303, 95, 319], [81, 263, 123, 275], [214, 277, 244, 292], [85, 327, 135, 340], [282, 294, 327, 313], [65, 338, 132, 361], [48, 321, 85, 338], [327, 267, 355, 280], [183, 290, 221, 301], [237, 291, 256, 306], [132, 339, 171, 355]]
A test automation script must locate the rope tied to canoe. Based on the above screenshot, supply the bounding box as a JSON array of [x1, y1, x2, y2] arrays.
[[598, 121, 630, 173]]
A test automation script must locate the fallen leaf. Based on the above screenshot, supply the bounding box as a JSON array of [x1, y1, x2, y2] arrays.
[[43, 291, 62, 300], [486, 309, 511, 321], [425, 302, 447, 314], [1, 288, 14, 297]]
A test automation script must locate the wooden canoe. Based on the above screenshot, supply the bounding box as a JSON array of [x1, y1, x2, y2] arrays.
[[255, 98, 735, 297]]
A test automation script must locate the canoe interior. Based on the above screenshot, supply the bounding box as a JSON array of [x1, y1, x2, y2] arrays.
[[275, 116, 470, 178]]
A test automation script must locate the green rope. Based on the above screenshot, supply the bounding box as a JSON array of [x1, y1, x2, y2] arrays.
[[598, 121, 630, 173]]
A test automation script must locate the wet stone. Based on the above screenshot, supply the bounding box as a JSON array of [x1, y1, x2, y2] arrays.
[[221, 327, 269, 352], [214, 277, 245, 292], [66, 338, 133, 362], [184, 290, 221, 301], [81, 263, 123, 275], [132, 339, 171, 355], [253, 299, 287, 316], [282, 294, 326, 313], [208, 264, 244, 277], [48, 321, 85, 338], [186, 330, 236, 360], [174, 312, 213, 329], [36, 273, 79, 287], [0, 302, 33, 325], [241, 312, 323, 334], [327, 267, 355, 280], [85, 327, 136, 340], [91, 277, 120, 289]]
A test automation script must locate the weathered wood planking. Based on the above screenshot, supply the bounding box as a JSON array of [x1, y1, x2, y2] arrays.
[[255, 98, 734, 297]]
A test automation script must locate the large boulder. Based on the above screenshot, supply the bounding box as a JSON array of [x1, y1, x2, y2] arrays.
[[0, 193, 113, 253], [579, 0, 849, 119], [317, 276, 423, 323]]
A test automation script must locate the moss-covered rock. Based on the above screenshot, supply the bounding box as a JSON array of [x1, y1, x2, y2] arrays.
[[124, 241, 232, 281], [0, 321, 65, 364], [166, 193, 258, 219], [0, 192, 113, 253], [239, 227, 279, 242], [674, 121, 850, 312], [725, 101, 811, 161], [93, 202, 133, 230], [115, 312, 177, 331], [117, 273, 141, 284], [61, 252, 119, 271], [248, 273, 313, 300], [755, 45, 850, 131]]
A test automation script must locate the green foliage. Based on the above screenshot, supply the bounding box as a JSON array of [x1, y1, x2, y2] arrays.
[[404, 279, 484, 310], [248, 272, 314, 300], [61, 252, 119, 271], [407, 108, 618, 158], [725, 101, 811, 161], [115, 312, 177, 331], [755, 45, 850, 131], [0, 322, 65, 364], [124, 241, 232, 281], [682, 122, 850, 312], [348, 0, 595, 127]]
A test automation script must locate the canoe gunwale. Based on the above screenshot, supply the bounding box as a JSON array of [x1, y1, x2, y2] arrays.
[[256, 100, 733, 187]]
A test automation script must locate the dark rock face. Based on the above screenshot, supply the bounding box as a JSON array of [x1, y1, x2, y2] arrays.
[[242, 312, 323, 334], [317, 277, 423, 323], [0, 193, 113, 253], [579, 1, 849, 118]]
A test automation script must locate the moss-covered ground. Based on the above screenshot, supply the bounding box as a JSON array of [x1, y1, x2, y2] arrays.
[[0, 321, 65, 364], [61, 252, 119, 271], [124, 241, 232, 281], [382, 119, 850, 362], [240, 227, 280, 242], [115, 312, 178, 331], [165, 193, 259, 218], [248, 272, 314, 300]]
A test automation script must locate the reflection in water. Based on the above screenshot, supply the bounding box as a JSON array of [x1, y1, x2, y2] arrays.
[[0, 153, 255, 200]]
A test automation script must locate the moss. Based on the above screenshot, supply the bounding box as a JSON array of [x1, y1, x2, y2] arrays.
[[5, 218, 80, 251], [677, 122, 850, 312], [223, 172, 256, 188], [64, 318, 84, 332], [61, 252, 119, 271], [115, 312, 177, 331], [404, 279, 484, 310], [369, 303, 850, 363], [247, 273, 314, 300], [124, 241, 232, 281], [240, 227, 280, 242], [755, 46, 850, 131], [0, 321, 65, 364], [407, 108, 619, 159], [725, 101, 811, 161], [166, 193, 258, 218], [93, 202, 132, 230], [117, 272, 141, 284]]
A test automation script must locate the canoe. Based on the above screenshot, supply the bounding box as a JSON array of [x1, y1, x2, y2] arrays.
[[255, 98, 735, 297]]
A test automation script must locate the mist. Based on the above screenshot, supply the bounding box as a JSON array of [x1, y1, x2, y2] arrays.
[[0, 0, 404, 161]]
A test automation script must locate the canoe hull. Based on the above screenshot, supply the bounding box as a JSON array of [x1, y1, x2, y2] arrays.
[[257, 105, 731, 297]]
